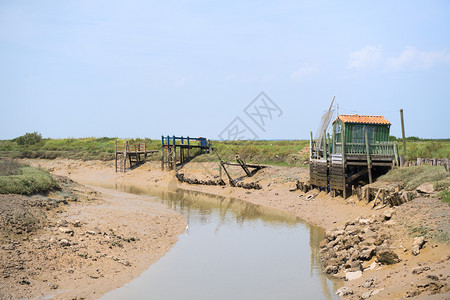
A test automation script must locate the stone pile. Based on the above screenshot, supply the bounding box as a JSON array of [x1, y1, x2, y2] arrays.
[[320, 211, 400, 278], [176, 173, 226, 186]]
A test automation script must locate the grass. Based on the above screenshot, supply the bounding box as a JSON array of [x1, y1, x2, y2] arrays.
[[378, 165, 449, 191], [439, 190, 450, 205], [0, 134, 448, 167], [397, 139, 450, 161], [192, 140, 310, 167], [0, 159, 60, 194]]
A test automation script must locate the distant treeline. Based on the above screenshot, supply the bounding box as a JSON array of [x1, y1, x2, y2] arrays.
[[0, 132, 448, 166]]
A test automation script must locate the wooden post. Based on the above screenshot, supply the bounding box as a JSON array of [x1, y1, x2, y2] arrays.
[[161, 146, 164, 170], [365, 130, 373, 184], [166, 146, 170, 170], [332, 124, 336, 154], [400, 109, 406, 152], [219, 163, 222, 180], [342, 126, 346, 199], [173, 146, 176, 171], [123, 141, 128, 173], [115, 140, 118, 172], [309, 131, 313, 160], [187, 136, 190, 158]]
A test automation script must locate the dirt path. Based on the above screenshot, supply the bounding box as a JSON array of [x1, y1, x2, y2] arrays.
[[0, 175, 185, 299], [25, 159, 450, 299]]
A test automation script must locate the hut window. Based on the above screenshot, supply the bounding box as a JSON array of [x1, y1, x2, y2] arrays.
[[352, 125, 364, 143], [367, 126, 375, 143]]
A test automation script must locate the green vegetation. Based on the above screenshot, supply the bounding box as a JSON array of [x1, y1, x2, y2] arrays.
[[391, 136, 450, 160], [0, 133, 448, 167], [193, 140, 310, 167], [378, 165, 449, 191], [14, 131, 42, 145], [0, 159, 60, 194], [439, 190, 450, 205], [0, 136, 157, 161]]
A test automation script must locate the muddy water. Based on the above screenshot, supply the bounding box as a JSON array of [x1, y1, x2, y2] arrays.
[[92, 182, 341, 300]]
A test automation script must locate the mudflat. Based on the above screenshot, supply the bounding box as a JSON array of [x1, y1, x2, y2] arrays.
[[3, 158, 449, 299], [0, 172, 185, 299]]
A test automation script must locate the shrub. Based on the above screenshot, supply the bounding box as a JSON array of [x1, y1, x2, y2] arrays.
[[14, 132, 42, 145], [0, 165, 60, 195]]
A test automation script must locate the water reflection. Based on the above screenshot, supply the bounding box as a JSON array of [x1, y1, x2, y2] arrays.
[[83, 181, 341, 299], [111, 183, 302, 227]]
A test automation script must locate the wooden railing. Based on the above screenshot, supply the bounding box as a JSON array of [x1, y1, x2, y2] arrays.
[[334, 142, 396, 156], [116, 143, 146, 153]]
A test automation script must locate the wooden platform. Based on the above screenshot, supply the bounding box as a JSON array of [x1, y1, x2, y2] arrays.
[[161, 135, 212, 171], [115, 141, 157, 172]]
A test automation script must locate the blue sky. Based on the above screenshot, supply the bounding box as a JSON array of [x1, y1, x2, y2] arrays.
[[1, 0, 449, 140]]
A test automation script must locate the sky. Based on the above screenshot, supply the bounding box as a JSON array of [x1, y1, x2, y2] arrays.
[[0, 0, 449, 140]]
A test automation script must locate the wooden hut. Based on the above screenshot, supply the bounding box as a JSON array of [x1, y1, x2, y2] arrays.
[[310, 114, 398, 198]]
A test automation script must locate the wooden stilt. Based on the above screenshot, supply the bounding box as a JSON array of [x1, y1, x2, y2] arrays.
[[173, 146, 176, 170], [123, 141, 128, 173], [342, 126, 346, 199], [115, 140, 118, 172], [365, 130, 373, 184]]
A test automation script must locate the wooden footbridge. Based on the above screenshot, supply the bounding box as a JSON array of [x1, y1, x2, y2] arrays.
[[161, 135, 212, 170], [115, 141, 158, 172]]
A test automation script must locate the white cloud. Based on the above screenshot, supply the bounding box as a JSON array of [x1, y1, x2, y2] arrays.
[[290, 64, 319, 80], [385, 46, 450, 71], [347, 45, 382, 69]]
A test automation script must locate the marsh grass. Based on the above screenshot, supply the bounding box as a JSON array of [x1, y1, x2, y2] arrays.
[[439, 190, 450, 205], [378, 165, 449, 191], [0, 160, 60, 194]]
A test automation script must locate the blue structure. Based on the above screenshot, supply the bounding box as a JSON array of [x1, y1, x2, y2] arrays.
[[161, 135, 212, 170]]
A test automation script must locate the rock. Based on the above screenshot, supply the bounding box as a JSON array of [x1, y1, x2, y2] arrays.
[[359, 246, 376, 260], [59, 239, 70, 247], [364, 277, 376, 288], [383, 209, 394, 220], [361, 288, 383, 299], [324, 265, 339, 274], [416, 183, 434, 194], [359, 218, 372, 225], [416, 277, 444, 292], [59, 227, 74, 235], [85, 230, 96, 235], [376, 250, 400, 265], [56, 220, 68, 227], [360, 237, 377, 248], [345, 270, 362, 281], [319, 239, 328, 248], [363, 261, 378, 271], [336, 287, 353, 296], [375, 232, 390, 246], [19, 278, 30, 285], [345, 235, 361, 249], [412, 236, 426, 256], [327, 230, 345, 240], [346, 260, 362, 272]]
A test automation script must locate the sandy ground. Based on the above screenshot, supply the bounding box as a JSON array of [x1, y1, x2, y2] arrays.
[[0, 171, 185, 299], [19, 158, 450, 299]]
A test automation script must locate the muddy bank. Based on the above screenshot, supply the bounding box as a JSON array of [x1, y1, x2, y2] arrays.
[[26, 159, 450, 299], [0, 175, 185, 299]]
